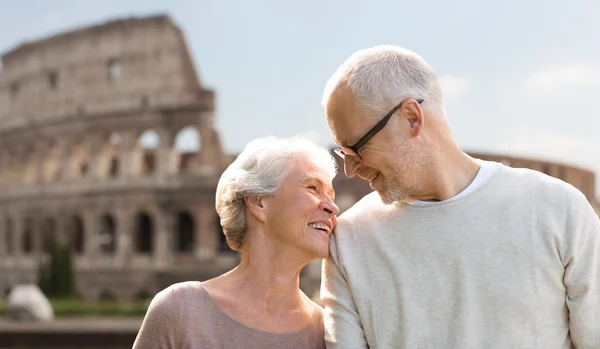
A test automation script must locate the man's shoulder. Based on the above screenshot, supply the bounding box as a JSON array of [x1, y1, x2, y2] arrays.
[[487, 164, 597, 220], [332, 191, 401, 243], [497, 164, 585, 200], [338, 191, 387, 222]]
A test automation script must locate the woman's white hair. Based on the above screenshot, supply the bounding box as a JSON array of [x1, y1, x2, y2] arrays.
[[215, 136, 337, 251], [322, 45, 445, 120]]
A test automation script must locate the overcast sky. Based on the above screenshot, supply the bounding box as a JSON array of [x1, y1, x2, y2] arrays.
[[1, 0, 599, 196]]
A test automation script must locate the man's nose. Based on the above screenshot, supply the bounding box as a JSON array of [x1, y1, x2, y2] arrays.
[[343, 156, 361, 178]]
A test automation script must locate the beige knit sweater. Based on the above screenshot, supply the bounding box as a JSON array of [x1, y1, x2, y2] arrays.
[[132, 281, 325, 349]]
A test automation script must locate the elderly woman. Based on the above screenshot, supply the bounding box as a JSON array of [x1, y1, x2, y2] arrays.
[[132, 136, 339, 349]]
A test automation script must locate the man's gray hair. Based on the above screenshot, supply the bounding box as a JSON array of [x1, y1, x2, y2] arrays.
[[215, 136, 338, 251], [322, 45, 445, 119]]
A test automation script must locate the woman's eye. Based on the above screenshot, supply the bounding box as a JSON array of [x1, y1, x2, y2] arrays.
[[307, 185, 317, 191]]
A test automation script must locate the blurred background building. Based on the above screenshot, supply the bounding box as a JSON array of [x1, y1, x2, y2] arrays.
[[0, 14, 598, 303]]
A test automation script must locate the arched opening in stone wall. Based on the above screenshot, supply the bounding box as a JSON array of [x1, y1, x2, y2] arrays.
[[48, 71, 58, 90], [176, 211, 195, 253], [43, 217, 56, 253], [137, 129, 160, 175], [109, 133, 121, 177], [5, 218, 13, 255], [23, 148, 36, 185], [23, 218, 33, 253], [10, 82, 19, 98], [99, 215, 116, 254], [141, 94, 150, 109], [68, 216, 85, 255], [70, 139, 89, 178], [99, 289, 117, 302], [99, 133, 121, 178], [135, 290, 153, 302], [174, 126, 201, 173], [108, 59, 121, 80], [135, 212, 154, 254], [216, 215, 233, 252], [43, 141, 61, 183]]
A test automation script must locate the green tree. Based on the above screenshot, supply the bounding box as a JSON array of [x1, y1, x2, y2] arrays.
[[38, 236, 76, 299]]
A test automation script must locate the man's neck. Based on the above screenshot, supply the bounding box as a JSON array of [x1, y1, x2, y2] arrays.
[[410, 149, 481, 202]]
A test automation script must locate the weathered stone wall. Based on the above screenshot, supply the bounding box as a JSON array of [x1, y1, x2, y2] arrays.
[[0, 15, 205, 130], [0, 15, 237, 302]]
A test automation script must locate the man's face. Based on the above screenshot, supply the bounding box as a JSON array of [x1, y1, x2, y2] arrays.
[[324, 84, 426, 204]]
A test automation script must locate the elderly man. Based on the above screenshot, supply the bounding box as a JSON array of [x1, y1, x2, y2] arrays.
[[320, 45, 600, 348]]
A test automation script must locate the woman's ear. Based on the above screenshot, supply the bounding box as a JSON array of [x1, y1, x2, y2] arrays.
[[244, 195, 267, 223]]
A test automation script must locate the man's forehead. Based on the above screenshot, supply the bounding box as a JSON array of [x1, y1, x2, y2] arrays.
[[325, 84, 366, 146]]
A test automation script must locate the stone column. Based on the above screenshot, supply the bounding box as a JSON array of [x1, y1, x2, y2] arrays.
[[57, 139, 71, 182], [157, 129, 174, 180], [13, 148, 25, 187], [195, 125, 216, 175], [0, 216, 5, 258], [4, 217, 13, 257], [3, 217, 11, 257], [32, 217, 44, 257], [12, 217, 22, 260], [55, 217, 69, 247], [154, 208, 175, 267], [196, 202, 218, 260], [118, 132, 136, 179], [0, 152, 6, 188], [83, 212, 99, 265], [4, 152, 13, 188], [115, 209, 134, 267], [35, 141, 48, 186], [86, 135, 103, 180]]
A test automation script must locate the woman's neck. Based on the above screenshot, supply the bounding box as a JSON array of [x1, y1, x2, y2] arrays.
[[220, 234, 313, 315]]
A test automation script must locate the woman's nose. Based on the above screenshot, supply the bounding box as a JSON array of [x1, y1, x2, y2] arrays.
[[321, 197, 340, 216]]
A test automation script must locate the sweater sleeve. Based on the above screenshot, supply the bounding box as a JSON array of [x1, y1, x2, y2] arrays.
[[132, 285, 181, 349], [321, 227, 369, 349], [562, 188, 600, 349]]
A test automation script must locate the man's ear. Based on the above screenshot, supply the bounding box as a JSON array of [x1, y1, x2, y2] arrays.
[[404, 99, 424, 137], [244, 195, 267, 223]]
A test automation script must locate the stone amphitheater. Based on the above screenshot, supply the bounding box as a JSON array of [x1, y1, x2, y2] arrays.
[[0, 14, 597, 302]]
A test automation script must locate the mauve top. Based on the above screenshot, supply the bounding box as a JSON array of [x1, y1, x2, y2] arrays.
[[132, 281, 325, 349]]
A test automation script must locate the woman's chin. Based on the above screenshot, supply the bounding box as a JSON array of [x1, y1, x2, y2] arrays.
[[310, 240, 330, 260]]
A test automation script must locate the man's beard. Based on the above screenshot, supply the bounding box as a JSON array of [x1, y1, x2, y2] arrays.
[[378, 173, 411, 205], [376, 142, 425, 205]]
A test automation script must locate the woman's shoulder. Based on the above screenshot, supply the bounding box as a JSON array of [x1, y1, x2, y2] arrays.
[[160, 280, 205, 296], [153, 281, 204, 303], [132, 282, 203, 348], [146, 281, 210, 318]]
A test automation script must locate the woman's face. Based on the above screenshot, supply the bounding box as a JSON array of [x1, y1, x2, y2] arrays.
[[264, 156, 339, 260]]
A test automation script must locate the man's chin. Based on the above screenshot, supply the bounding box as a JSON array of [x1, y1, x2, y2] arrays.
[[377, 188, 406, 205], [376, 190, 395, 205]]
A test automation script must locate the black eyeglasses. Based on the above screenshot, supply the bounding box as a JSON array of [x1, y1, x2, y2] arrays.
[[334, 98, 424, 161]]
